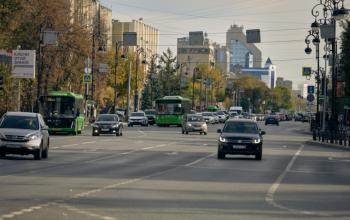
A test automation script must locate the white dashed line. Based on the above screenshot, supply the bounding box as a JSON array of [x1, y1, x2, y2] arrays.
[[184, 153, 215, 167]]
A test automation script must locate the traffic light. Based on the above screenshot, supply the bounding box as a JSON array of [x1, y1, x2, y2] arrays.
[[0, 75, 3, 91]]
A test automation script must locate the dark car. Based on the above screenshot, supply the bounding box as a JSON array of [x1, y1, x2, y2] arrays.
[[217, 119, 265, 160], [144, 109, 156, 125], [265, 116, 279, 126], [92, 114, 123, 136]]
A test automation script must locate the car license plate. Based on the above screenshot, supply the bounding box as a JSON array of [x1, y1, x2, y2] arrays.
[[101, 128, 109, 131], [232, 145, 246, 149], [6, 144, 21, 148]]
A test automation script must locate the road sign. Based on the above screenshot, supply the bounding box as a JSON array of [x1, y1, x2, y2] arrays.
[[307, 94, 315, 102], [84, 67, 91, 74], [83, 74, 91, 83], [246, 29, 261, 43], [302, 67, 312, 77], [99, 64, 108, 73], [307, 85, 315, 94], [12, 50, 36, 79]]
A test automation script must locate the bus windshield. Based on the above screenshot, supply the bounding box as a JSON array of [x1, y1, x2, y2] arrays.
[[40, 96, 76, 118], [156, 103, 183, 115]]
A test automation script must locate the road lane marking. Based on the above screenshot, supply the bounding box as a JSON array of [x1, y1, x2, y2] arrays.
[[265, 144, 332, 217], [58, 204, 116, 220], [142, 146, 153, 150], [0, 147, 217, 220], [52, 144, 78, 149], [184, 153, 216, 167], [81, 141, 96, 144], [328, 157, 350, 162]]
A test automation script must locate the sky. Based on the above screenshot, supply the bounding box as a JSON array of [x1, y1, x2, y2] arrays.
[[101, 0, 349, 90]]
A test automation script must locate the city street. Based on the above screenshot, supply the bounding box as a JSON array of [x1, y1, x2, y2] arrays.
[[0, 121, 349, 220]]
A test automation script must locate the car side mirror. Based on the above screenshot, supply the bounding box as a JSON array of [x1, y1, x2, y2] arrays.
[[260, 131, 266, 135], [41, 125, 49, 130], [217, 129, 222, 133]]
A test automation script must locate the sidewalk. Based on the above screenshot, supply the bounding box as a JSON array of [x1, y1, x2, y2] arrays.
[[305, 140, 350, 151]]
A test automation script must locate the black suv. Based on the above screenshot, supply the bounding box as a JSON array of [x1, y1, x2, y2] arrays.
[[144, 109, 156, 125], [217, 119, 265, 160], [265, 115, 279, 126]]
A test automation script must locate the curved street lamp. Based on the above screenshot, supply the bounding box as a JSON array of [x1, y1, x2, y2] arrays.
[[310, 0, 348, 125], [304, 30, 321, 117]]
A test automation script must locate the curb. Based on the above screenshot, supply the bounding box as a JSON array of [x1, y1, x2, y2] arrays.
[[305, 140, 350, 151]]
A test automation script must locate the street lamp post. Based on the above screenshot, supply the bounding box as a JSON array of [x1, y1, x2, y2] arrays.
[[192, 67, 198, 110], [305, 30, 321, 126], [310, 0, 349, 124], [134, 46, 146, 112], [113, 41, 123, 114]]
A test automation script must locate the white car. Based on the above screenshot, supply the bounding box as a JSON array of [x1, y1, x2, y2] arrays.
[[128, 111, 148, 127], [0, 112, 50, 160], [201, 112, 215, 124]]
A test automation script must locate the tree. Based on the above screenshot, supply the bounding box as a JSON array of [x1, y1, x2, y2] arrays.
[[159, 48, 178, 96], [269, 86, 292, 111], [0, 0, 96, 112], [235, 76, 270, 113]]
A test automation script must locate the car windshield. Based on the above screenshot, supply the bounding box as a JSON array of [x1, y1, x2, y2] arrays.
[[96, 115, 117, 122], [223, 121, 258, 134], [202, 112, 212, 116], [131, 113, 144, 117], [187, 116, 203, 122], [144, 111, 155, 115], [0, 115, 39, 130]]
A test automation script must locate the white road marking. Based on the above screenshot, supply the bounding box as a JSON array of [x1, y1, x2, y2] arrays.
[[328, 157, 350, 162], [265, 144, 332, 217], [142, 146, 153, 150], [81, 141, 96, 144], [184, 153, 215, 167], [52, 144, 78, 149]]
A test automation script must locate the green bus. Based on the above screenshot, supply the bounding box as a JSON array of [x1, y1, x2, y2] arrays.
[[39, 91, 85, 135], [155, 96, 191, 126]]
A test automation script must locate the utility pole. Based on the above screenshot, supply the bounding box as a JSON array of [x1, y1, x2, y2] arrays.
[[114, 41, 122, 113]]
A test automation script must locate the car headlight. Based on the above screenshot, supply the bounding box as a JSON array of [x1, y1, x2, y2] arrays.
[[187, 123, 192, 127], [28, 132, 41, 141], [219, 136, 227, 142], [253, 138, 261, 144], [112, 124, 118, 128], [0, 132, 5, 139]]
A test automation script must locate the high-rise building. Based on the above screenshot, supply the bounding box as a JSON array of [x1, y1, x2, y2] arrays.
[[100, 5, 112, 51], [226, 24, 262, 71], [70, 0, 112, 51], [177, 33, 216, 77], [112, 18, 159, 58], [241, 58, 277, 89], [276, 77, 293, 91], [214, 44, 230, 75]]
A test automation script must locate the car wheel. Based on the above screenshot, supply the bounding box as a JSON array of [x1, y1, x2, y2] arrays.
[[42, 140, 49, 159], [217, 150, 225, 159], [34, 143, 43, 160], [200, 132, 203, 135], [0, 152, 6, 157], [182, 129, 184, 134], [204, 132, 207, 135], [185, 131, 189, 134], [255, 151, 262, 160]]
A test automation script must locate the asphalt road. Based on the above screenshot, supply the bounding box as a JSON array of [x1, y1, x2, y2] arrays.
[[0, 121, 349, 220]]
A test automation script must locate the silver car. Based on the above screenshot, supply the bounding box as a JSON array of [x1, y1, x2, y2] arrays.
[[182, 114, 207, 135], [0, 112, 50, 160]]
